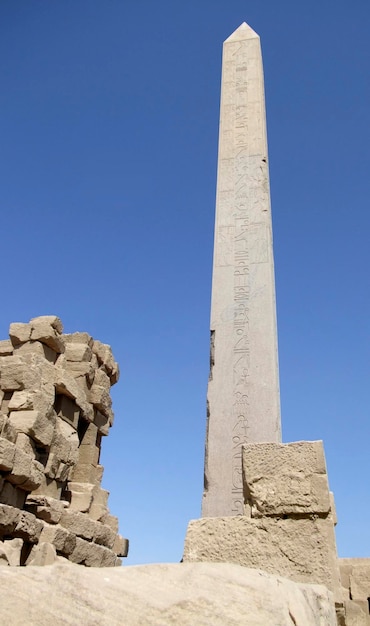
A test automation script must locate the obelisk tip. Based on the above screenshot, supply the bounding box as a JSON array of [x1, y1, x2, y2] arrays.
[[224, 22, 259, 43]]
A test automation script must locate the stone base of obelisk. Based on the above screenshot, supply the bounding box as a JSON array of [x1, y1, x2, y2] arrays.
[[183, 441, 343, 612]]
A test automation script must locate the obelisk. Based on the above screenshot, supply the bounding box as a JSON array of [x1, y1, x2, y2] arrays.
[[202, 23, 281, 517]]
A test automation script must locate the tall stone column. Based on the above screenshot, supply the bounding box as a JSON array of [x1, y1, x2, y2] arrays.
[[202, 23, 281, 517]]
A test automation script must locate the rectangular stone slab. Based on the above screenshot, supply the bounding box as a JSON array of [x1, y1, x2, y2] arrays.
[[242, 441, 331, 516], [183, 515, 341, 603]]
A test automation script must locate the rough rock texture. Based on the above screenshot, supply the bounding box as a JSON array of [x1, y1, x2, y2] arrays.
[[0, 316, 127, 566], [339, 558, 370, 625], [183, 516, 341, 599], [185, 440, 343, 617], [0, 561, 337, 626]]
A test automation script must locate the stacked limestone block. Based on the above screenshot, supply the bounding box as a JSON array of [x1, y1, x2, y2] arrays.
[[339, 559, 370, 625], [0, 316, 128, 567], [184, 441, 343, 618]]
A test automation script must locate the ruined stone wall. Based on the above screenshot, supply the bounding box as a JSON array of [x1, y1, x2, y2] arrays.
[[0, 315, 128, 566], [339, 558, 370, 625]]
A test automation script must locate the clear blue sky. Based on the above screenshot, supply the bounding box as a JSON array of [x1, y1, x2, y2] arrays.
[[1, 1, 369, 564]]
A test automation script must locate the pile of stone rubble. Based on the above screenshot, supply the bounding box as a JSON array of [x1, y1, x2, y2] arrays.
[[0, 315, 128, 567]]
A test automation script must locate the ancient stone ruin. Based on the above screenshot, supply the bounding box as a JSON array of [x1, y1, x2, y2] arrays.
[[0, 315, 128, 567]]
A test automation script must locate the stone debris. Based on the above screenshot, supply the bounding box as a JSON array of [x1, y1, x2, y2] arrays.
[[0, 316, 128, 567]]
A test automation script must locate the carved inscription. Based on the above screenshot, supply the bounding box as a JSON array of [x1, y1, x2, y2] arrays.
[[230, 40, 252, 514]]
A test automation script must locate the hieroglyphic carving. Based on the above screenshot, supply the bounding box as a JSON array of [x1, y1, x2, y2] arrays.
[[202, 23, 281, 518]]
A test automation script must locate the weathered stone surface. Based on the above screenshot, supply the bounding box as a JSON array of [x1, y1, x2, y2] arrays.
[[30, 317, 65, 353], [70, 536, 107, 566], [65, 482, 94, 513], [27, 541, 57, 566], [14, 341, 57, 362], [183, 515, 342, 602], [203, 23, 281, 519], [93, 523, 116, 549], [30, 316, 63, 335], [0, 436, 15, 471], [0, 562, 337, 625], [64, 343, 92, 363], [0, 481, 26, 508], [64, 332, 93, 348], [339, 558, 370, 624], [14, 510, 43, 543], [0, 538, 23, 566], [60, 509, 98, 541], [25, 495, 66, 524], [242, 441, 331, 516], [9, 323, 32, 346], [0, 340, 13, 356], [8, 410, 55, 447], [0, 503, 20, 534], [113, 534, 129, 557], [39, 523, 76, 555]]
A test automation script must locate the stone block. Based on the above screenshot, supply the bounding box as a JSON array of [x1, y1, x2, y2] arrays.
[[1, 417, 17, 443], [0, 481, 26, 508], [32, 475, 63, 499], [69, 536, 117, 567], [14, 510, 43, 543], [349, 568, 370, 602], [8, 391, 34, 411], [80, 422, 98, 447], [0, 356, 28, 390], [343, 600, 368, 626], [242, 441, 331, 516], [69, 536, 103, 566], [64, 343, 92, 363], [0, 503, 20, 535], [54, 394, 80, 429], [9, 323, 32, 346], [93, 523, 116, 549], [65, 482, 94, 513], [70, 463, 99, 484], [7, 447, 32, 486], [60, 509, 98, 541], [94, 410, 110, 435], [0, 538, 23, 566], [183, 516, 342, 603], [88, 384, 112, 416], [53, 369, 94, 422], [100, 513, 119, 533], [21, 459, 44, 492], [50, 419, 79, 465], [44, 452, 61, 480], [0, 340, 13, 356], [26, 541, 57, 566], [61, 361, 95, 385], [30, 319, 65, 353], [78, 442, 100, 466], [113, 534, 129, 557], [39, 523, 76, 555], [55, 461, 73, 482], [92, 341, 119, 384], [15, 433, 36, 458], [8, 410, 55, 447], [64, 332, 93, 348], [14, 341, 57, 363], [25, 495, 66, 524], [30, 316, 63, 334], [0, 436, 15, 471]]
